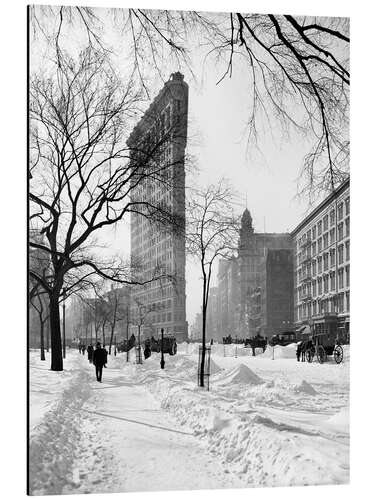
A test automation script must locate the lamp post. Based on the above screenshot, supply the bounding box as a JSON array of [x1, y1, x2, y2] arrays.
[[136, 304, 144, 365], [160, 327, 165, 369], [62, 288, 66, 359], [126, 306, 130, 363]]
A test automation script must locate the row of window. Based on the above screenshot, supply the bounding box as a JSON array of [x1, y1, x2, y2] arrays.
[[298, 241, 350, 282], [297, 291, 350, 320], [298, 195, 349, 249], [298, 219, 349, 263], [298, 265, 349, 299]]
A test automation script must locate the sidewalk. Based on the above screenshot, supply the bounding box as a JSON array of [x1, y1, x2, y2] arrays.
[[62, 354, 245, 495]]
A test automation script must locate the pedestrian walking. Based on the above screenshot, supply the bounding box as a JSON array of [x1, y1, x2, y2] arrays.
[[82, 344, 86, 355], [93, 342, 107, 382], [78, 343, 82, 354], [87, 344, 94, 363]]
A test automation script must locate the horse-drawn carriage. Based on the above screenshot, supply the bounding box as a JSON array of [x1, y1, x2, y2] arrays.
[[117, 334, 136, 352], [269, 331, 296, 347], [145, 335, 177, 356], [300, 332, 343, 364], [244, 334, 267, 354]]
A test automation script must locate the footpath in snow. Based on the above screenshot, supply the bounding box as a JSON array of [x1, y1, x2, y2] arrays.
[[29, 343, 349, 494]]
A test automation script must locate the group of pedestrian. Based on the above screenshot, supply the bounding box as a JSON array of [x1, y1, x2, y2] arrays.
[[78, 343, 86, 355]]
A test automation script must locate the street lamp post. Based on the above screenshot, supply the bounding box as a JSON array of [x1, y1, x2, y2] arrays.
[[160, 327, 165, 369], [62, 288, 66, 359]]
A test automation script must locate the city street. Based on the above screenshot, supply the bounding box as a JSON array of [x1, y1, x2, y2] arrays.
[[29, 343, 349, 495]]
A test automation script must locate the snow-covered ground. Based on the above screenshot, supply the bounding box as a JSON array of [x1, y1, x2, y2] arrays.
[[28, 342, 349, 495]]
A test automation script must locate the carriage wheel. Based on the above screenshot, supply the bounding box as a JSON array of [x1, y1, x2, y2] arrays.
[[317, 346, 326, 364], [306, 349, 314, 363], [334, 345, 344, 364]]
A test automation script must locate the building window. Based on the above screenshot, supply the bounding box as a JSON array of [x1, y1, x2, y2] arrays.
[[318, 237, 322, 253], [323, 253, 329, 271], [338, 244, 344, 264], [338, 293, 344, 312], [312, 280, 317, 296], [338, 268, 344, 289], [330, 228, 335, 245], [318, 256, 322, 274], [330, 272, 335, 291], [330, 249, 335, 267], [346, 292, 350, 311], [323, 275, 329, 293], [312, 300, 317, 315], [312, 225, 316, 240], [312, 242, 317, 256], [346, 265, 350, 287], [323, 233, 329, 249], [345, 240, 350, 261], [317, 221, 322, 236], [323, 215, 328, 231], [312, 260, 316, 276], [345, 197, 350, 215], [338, 203, 344, 221], [318, 277, 322, 295], [345, 217, 350, 237], [338, 222, 344, 241], [330, 209, 335, 226]]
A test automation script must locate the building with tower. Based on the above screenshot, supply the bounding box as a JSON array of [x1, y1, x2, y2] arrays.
[[215, 208, 293, 339], [127, 72, 189, 342]]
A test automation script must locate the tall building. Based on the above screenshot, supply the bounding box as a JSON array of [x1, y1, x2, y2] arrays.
[[127, 72, 189, 342], [237, 209, 293, 337], [291, 178, 350, 339]]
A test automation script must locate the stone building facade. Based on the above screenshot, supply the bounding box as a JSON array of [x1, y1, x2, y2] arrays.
[[215, 209, 293, 339], [291, 178, 350, 339], [127, 73, 189, 342]]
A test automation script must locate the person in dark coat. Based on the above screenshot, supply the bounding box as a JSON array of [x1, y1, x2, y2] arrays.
[[87, 344, 94, 363], [93, 342, 107, 382], [144, 344, 151, 359], [81, 344, 86, 355]]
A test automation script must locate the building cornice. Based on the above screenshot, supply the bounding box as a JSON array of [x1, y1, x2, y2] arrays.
[[291, 177, 350, 237]]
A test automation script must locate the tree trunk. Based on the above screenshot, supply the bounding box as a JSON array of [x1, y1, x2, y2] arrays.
[[109, 325, 115, 355], [39, 315, 45, 361], [200, 278, 207, 387], [102, 322, 106, 347], [49, 294, 63, 371]]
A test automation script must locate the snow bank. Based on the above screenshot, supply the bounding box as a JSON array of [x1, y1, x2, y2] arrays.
[[214, 363, 264, 386], [261, 343, 297, 359], [294, 379, 318, 395]]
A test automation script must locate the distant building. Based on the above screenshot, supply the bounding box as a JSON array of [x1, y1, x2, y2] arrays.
[[215, 209, 293, 339], [258, 249, 294, 337], [291, 178, 350, 339], [206, 286, 219, 341], [127, 72, 189, 342]]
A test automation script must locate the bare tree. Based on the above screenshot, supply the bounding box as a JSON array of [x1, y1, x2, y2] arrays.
[[30, 291, 50, 361], [30, 7, 349, 198], [29, 46, 184, 371], [186, 181, 239, 387]]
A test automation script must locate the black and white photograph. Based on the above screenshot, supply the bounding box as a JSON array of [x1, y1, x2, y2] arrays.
[[26, 1, 352, 497]]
